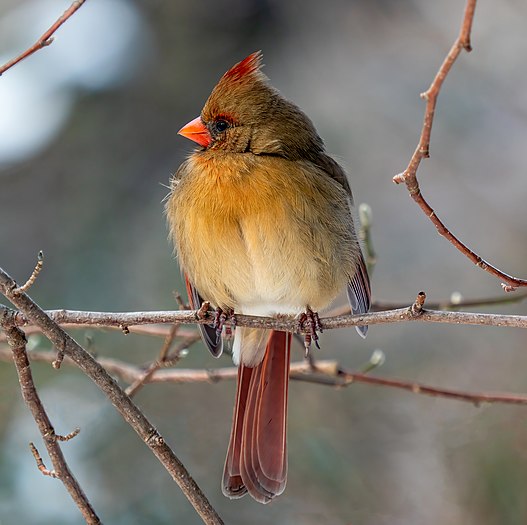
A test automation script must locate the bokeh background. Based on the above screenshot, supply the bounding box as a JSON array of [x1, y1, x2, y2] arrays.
[[1, 0, 527, 523]]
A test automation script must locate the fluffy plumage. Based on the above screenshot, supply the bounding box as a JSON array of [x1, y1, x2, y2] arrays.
[[166, 51, 370, 503]]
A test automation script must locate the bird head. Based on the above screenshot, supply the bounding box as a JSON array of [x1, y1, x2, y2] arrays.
[[178, 51, 324, 159]]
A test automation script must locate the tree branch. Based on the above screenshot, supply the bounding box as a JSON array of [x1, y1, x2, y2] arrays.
[[0, 267, 224, 525], [326, 290, 527, 318], [0, 1, 86, 76], [393, 0, 527, 291], [4, 346, 527, 407], [2, 319, 101, 524], [7, 303, 527, 332]]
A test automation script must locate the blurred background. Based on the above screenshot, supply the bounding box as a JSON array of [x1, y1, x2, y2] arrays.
[[1, 0, 527, 523]]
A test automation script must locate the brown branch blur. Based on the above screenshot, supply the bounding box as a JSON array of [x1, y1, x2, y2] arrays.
[[393, 0, 527, 291], [3, 346, 527, 408], [0, 267, 224, 525], [0, 1, 86, 76], [2, 319, 101, 524]]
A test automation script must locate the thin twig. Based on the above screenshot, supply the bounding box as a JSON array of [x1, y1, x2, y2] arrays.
[[0, 322, 197, 342], [13, 251, 44, 295], [334, 368, 527, 407], [0, 1, 86, 76], [2, 346, 527, 407], [0, 267, 224, 525], [3, 320, 100, 524], [126, 324, 183, 397], [57, 428, 81, 441], [29, 442, 59, 478], [393, 0, 527, 291]]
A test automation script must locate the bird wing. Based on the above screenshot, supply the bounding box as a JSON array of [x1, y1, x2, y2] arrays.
[[315, 153, 371, 336], [185, 274, 223, 357], [347, 253, 371, 337]]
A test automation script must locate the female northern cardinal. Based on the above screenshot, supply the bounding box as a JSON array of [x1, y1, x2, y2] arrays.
[[166, 52, 370, 503]]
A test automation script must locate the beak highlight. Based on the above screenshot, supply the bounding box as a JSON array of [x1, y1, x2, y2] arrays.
[[178, 116, 212, 148]]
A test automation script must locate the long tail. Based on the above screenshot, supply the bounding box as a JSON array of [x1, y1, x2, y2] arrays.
[[222, 330, 292, 504]]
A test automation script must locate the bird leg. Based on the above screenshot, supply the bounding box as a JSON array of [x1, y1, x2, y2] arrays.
[[213, 307, 236, 339], [298, 308, 323, 355]]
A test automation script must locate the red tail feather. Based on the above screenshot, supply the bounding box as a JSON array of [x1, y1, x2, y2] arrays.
[[222, 330, 291, 503]]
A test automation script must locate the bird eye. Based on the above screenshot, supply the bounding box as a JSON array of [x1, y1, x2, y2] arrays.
[[214, 119, 229, 133]]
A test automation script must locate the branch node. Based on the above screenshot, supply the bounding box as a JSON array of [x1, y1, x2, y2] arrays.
[[410, 291, 426, 317], [196, 301, 211, 320], [393, 172, 406, 184], [146, 429, 165, 447], [475, 258, 488, 270], [501, 283, 517, 293], [337, 368, 354, 385], [408, 184, 421, 196], [419, 146, 430, 158]]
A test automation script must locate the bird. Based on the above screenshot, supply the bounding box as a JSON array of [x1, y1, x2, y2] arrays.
[[166, 51, 370, 504]]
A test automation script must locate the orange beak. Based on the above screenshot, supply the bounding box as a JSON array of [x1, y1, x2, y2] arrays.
[[178, 116, 212, 148]]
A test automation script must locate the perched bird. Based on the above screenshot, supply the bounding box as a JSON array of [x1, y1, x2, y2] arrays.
[[166, 51, 370, 504]]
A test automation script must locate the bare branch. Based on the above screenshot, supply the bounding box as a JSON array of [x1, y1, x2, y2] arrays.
[[7, 287, 526, 344], [0, 267, 224, 525], [393, 0, 527, 290], [0, 1, 86, 76], [3, 319, 101, 524], [325, 290, 527, 318], [334, 368, 527, 406], [7, 303, 527, 332], [4, 345, 527, 407]]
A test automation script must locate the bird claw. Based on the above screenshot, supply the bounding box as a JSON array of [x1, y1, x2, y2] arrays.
[[213, 308, 236, 339], [299, 308, 322, 356]]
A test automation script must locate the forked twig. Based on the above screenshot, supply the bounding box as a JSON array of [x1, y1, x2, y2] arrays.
[[393, 0, 527, 291], [3, 320, 100, 523], [30, 442, 59, 478], [125, 324, 199, 397], [0, 267, 224, 525]]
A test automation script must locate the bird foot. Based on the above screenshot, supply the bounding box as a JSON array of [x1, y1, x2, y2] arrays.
[[213, 308, 236, 339], [299, 308, 323, 355]]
